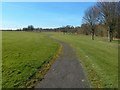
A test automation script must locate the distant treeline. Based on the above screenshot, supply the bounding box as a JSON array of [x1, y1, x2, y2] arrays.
[[1, 25, 81, 33], [2, 23, 119, 40]]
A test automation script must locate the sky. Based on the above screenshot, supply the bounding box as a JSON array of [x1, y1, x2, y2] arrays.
[[2, 2, 96, 29]]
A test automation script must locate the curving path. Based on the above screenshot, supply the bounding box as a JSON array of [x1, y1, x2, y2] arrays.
[[35, 37, 90, 88]]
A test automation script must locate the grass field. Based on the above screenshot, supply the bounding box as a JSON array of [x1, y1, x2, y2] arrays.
[[2, 31, 60, 88], [2, 31, 118, 88], [0, 31, 2, 89], [48, 32, 118, 88]]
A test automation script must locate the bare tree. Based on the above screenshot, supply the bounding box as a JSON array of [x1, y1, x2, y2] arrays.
[[80, 24, 90, 35], [83, 5, 99, 40], [96, 1, 118, 42]]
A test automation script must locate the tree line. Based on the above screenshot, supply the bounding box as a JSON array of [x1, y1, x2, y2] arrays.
[[17, 25, 81, 34], [82, 1, 120, 42]]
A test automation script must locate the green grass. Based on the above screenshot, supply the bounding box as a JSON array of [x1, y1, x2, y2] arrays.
[[0, 31, 2, 89], [47, 32, 118, 88], [2, 31, 59, 88], [2, 31, 118, 88]]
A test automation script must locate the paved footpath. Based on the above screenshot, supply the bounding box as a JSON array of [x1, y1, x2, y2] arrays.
[[35, 37, 90, 88]]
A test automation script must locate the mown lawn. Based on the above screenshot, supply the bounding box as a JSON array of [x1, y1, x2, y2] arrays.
[[2, 31, 59, 88], [49, 32, 118, 88], [2, 31, 118, 88], [0, 31, 2, 89]]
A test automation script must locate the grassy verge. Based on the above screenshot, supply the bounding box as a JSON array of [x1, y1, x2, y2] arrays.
[[48, 32, 118, 88], [2, 31, 60, 88], [0, 31, 2, 89], [19, 44, 62, 88]]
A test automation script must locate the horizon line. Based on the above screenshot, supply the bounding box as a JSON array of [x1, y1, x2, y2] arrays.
[[1, 25, 81, 30]]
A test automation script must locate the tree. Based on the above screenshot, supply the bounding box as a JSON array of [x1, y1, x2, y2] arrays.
[[81, 24, 90, 35], [28, 25, 34, 31], [23, 28, 28, 31], [116, 1, 120, 39], [83, 5, 99, 40], [96, 1, 118, 42]]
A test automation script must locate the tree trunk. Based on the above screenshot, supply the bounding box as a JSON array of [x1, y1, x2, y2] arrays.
[[91, 30, 94, 40], [109, 34, 112, 42], [109, 31, 113, 42], [108, 26, 113, 42], [108, 30, 110, 42], [108, 31, 112, 42]]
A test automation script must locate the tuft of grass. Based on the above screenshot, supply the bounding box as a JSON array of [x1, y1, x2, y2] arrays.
[[49, 32, 118, 88], [2, 31, 60, 88]]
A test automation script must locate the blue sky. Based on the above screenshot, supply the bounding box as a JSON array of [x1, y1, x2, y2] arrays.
[[2, 2, 96, 29]]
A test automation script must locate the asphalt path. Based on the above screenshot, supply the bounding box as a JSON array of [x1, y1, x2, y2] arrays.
[[35, 37, 90, 88]]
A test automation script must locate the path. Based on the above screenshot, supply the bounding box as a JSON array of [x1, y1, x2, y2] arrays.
[[35, 37, 90, 88]]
